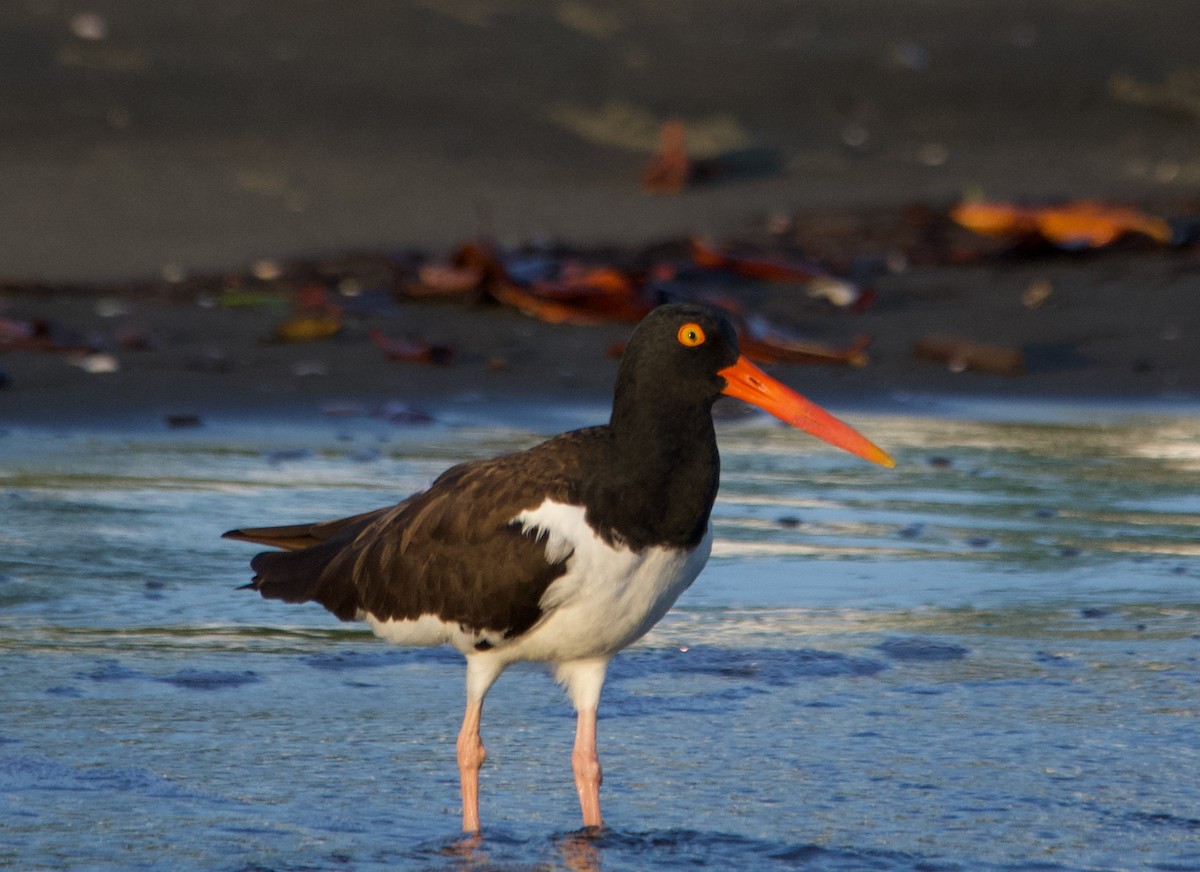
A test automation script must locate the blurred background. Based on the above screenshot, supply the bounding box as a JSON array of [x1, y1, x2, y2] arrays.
[[3, 0, 1198, 282]]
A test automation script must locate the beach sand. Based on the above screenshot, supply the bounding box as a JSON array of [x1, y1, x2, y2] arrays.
[[1, 0, 1198, 425]]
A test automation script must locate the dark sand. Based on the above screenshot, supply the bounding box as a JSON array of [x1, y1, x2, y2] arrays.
[[1, 1, 1199, 425]]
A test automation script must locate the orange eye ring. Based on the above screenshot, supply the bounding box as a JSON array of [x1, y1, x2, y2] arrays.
[[677, 323, 706, 347]]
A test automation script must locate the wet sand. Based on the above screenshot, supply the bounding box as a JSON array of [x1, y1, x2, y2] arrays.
[[1, 1, 1199, 424]]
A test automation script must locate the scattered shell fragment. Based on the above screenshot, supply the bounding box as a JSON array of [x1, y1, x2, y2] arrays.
[[70, 353, 120, 374], [252, 259, 283, 282], [1022, 278, 1054, 309], [69, 11, 108, 40], [95, 298, 129, 318], [806, 276, 862, 308]]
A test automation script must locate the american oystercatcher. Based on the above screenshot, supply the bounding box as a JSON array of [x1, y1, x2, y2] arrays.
[[224, 304, 893, 832]]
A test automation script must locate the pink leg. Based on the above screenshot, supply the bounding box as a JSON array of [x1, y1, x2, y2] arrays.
[[457, 698, 487, 832], [572, 707, 603, 828]]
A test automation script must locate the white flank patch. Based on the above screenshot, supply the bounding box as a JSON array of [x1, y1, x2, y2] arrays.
[[366, 612, 499, 654], [508, 498, 712, 665], [512, 498, 586, 568]]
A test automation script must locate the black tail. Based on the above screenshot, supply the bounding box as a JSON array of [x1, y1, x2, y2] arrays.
[[225, 509, 390, 621], [246, 540, 363, 621]]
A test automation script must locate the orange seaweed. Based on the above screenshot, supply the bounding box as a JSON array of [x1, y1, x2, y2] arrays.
[[950, 200, 1172, 248], [691, 237, 827, 283]]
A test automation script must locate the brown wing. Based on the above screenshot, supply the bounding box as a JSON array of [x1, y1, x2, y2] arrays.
[[226, 427, 607, 639]]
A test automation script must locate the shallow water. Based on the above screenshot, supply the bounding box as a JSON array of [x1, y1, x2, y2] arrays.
[[2, 408, 1198, 871]]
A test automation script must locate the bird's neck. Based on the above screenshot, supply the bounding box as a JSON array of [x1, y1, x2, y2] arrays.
[[595, 396, 720, 551]]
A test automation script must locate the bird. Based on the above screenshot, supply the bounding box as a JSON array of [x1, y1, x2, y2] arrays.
[[223, 303, 893, 832]]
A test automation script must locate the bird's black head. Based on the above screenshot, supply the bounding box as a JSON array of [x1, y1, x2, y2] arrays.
[[611, 304, 741, 419]]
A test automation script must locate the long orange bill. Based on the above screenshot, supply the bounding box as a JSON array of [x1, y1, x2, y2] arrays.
[[719, 355, 895, 468]]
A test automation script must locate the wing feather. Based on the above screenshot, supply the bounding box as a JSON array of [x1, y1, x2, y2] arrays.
[[226, 427, 609, 639]]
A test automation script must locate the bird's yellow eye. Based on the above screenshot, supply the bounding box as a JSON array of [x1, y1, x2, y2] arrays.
[[677, 323, 706, 347]]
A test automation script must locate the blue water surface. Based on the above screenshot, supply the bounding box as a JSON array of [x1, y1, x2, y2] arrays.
[[1, 408, 1198, 871]]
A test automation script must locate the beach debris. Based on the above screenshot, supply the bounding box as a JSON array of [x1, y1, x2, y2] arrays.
[[94, 298, 129, 318], [404, 240, 653, 325], [275, 313, 341, 342], [399, 231, 877, 331], [491, 284, 632, 325], [638, 117, 753, 191], [512, 264, 652, 324], [369, 329, 455, 365], [273, 283, 344, 342], [642, 119, 692, 194], [738, 317, 872, 367], [410, 249, 484, 296], [217, 287, 288, 309], [491, 258, 653, 325], [691, 237, 875, 311], [406, 243, 502, 298], [69, 352, 120, 374], [251, 259, 284, 282], [336, 277, 363, 298], [691, 236, 825, 282], [950, 200, 1173, 249], [912, 334, 1025, 376], [806, 275, 870, 308], [412, 262, 485, 297], [1022, 278, 1054, 309], [69, 11, 108, 40]]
